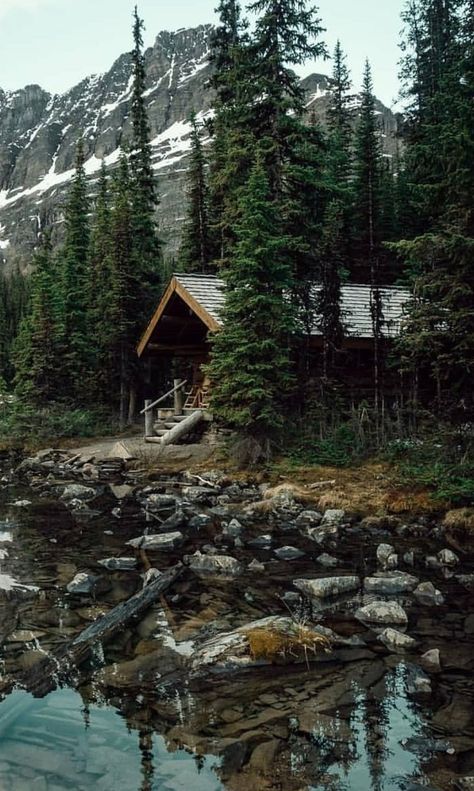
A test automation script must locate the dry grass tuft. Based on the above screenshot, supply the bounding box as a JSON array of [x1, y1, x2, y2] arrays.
[[245, 625, 332, 664], [443, 508, 474, 531], [263, 482, 316, 503], [383, 490, 440, 514]]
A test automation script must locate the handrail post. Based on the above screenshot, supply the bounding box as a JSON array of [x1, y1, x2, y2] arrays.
[[174, 378, 184, 415], [144, 399, 154, 438]]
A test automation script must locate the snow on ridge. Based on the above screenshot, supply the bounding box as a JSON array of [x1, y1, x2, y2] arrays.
[[101, 74, 134, 117]]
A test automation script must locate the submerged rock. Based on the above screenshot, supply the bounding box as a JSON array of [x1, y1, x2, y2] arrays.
[[316, 553, 338, 568], [247, 534, 272, 549], [413, 581, 444, 606], [186, 551, 242, 576], [405, 664, 432, 695], [274, 546, 305, 561], [98, 557, 137, 571], [378, 627, 417, 653], [356, 600, 408, 625], [420, 648, 442, 673], [126, 531, 184, 551], [364, 572, 419, 595], [294, 576, 359, 599]]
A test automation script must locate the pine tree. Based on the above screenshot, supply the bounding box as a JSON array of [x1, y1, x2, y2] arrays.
[[327, 40, 353, 186], [130, 7, 161, 297], [248, 0, 327, 198], [179, 112, 213, 272], [14, 233, 62, 404], [60, 138, 91, 401], [208, 157, 294, 450], [317, 200, 347, 378]]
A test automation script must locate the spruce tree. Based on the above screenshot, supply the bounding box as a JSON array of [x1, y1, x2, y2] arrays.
[[179, 112, 212, 272], [316, 200, 347, 378], [14, 233, 62, 404], [130, 7, 161, 296], [208, 156, 294, 451], [60, 138, 91, 402], [327, 40, 353, 186]]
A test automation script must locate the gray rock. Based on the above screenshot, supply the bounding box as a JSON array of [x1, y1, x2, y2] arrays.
[[376, 543, 398, 570], [356, 600, 408, 625], [378, 627, 418, 653], [413, 581, 444, 606], [182, 486, 217, 503], [126, 531, 183, 551], [186, 551, 242, 576], [223, 519, 243, 539], [401, 736, 454, 756], [438, 548, 459, 567], [295, 510, 322, 527], [306, 525, 338, 544], [247, 533, 272, 549], [316, 553, 338, 568], [403, 550, 415, 567], [159, 508, 187, 531], [425, 555, 441, 570], [67, 572, 107, 595], [274, 546, 305, 561], [248, 558, 265, 573], [188, 513, 213, 530], [60, 484, 96, 502], [143, 493, 177, 511], [364, 571, 419, 595], [456, 574, 474, 591], [321, 509, 345, 526], [456, 779, 474, 791], [11, 499, 32, 507], [294, 576, 359, 599], [405, 664, 432, 695], [98, 557, 137, 571], [420, 648, 441, 673], [109, 484, 134, 500]]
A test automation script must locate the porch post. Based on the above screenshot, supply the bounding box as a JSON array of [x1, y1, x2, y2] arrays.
[[174, 378, 184, 415], [144, 400, 154, 438]]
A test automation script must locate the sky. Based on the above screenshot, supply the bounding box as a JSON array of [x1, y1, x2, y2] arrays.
[[0, 0, 406, 107]]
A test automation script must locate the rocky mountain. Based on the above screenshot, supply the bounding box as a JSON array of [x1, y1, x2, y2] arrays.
[[0, 25, 399, 273]]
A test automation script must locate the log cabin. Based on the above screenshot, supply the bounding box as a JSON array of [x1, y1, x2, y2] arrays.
[[137, 273, 410, 443]]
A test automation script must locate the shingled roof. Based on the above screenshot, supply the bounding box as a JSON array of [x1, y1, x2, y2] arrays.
[[137, 272, 410, 356], [173, 273, 409, 338]]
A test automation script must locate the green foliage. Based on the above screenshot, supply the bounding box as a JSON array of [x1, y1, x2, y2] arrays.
[[287, 423, 362, 467], [179, 112, 213, 272], [385, 432, 474, 505], [0, 400, 117, 447], [208, 157, 294, 440]]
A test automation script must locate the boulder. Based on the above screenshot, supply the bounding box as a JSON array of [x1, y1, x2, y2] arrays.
[[223, 519, 243, 539], [126, 532, 183, 551], [456, 779, 474, 791], [306, 525, 339, 544], [420, 648, 442, 674], [294, 576, 359, 599], [376, 543, 398, 570], [295, 510, 322, 527], [321, 509, 345, 526], [66, 572, 109, 595], [98, 557, 137, 571], [405, 664, 432, 695], [186, 551, 242, 577], [378, 627, 417, 653], [364, 571, 419, 595], [413, 581, 444, 606], [60, 484, 97, 502], [356, 600, 408, 625], [248, 559, 265, 573], [188, 513, 213, 530], [438, 548, 459, 567], [247, 534, 272, 549], [109, 484, 134, 500], [274, 546, 305, 561], [316, 553, 338, 568], [456, 574, 474, 591], [142, 493, 177, 511]]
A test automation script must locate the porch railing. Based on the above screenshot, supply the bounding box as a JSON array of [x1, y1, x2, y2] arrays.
[[142, 379, 187, 437]]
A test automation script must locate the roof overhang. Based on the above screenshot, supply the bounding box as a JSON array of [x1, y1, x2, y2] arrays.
[[137, 275, 221, 358]]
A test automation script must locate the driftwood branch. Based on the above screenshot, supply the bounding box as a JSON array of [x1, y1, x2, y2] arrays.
[[16, 563, 183, 697]]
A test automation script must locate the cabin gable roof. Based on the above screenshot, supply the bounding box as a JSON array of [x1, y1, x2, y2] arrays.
[[138, 273, 410, 357]]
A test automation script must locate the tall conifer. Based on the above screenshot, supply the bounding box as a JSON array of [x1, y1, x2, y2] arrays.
[[179, 112, 212, 272]]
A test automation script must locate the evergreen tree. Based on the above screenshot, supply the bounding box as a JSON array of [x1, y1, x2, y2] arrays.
[[327, 40, 353, 186], [60, 138, 91, 401], [208, 157, 294, 450], [248, 0, 327, 198], [316, 200, 347, 378], [130, 7, 161, 296], [14, 233, 62, 404], [179, 112, 213, 272]]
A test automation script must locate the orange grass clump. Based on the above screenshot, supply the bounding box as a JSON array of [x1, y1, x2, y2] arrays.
[[245, 626, 332, 664]]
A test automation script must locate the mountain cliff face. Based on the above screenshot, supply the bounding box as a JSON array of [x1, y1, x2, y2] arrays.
[[0, 25, 399, 273]]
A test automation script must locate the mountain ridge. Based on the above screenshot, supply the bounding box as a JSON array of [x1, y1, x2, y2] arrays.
[[0, 24, 399, 273]]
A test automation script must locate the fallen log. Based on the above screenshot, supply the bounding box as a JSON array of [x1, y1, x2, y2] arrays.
[[16, 563, 183, 697]]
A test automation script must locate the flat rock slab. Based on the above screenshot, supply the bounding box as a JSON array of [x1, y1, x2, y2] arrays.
[[98, 557, 137, 571], [186, 552, 242, 577], [274, 546, 305, 561], [378, 627, 417, 653], [364, 572, 419, 594], [294, 576, 360, 599], [356, 600, 408, 625], [126, 532, 184, 551]]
